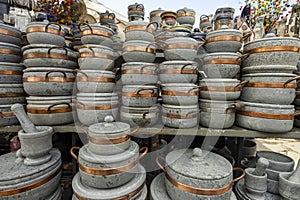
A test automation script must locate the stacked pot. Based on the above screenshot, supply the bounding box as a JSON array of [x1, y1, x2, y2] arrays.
[[237, 35, 300, 133], [76, 22, 117, 126], [199, 25, 244, 129], [22, 21, 77, 125], [71, 116, 148, 200], [128, 3, 145, 21], [0, 22, 24, 126]]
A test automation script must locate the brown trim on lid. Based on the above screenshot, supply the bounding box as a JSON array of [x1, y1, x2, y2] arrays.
[[76, 77, 115, 82], [23, 77, 75, 82], [0, 93, 25, 98], [204, 59, 241, 65], [200, 86, 241, 92], [160, 69, 198, 74], [125, 25, 154, 34], [88, 135, 130, 145], [245, 82, 296, 89], [122, 92, 157, 98], [162, 90, 199, 96], [177, 13, 196, 17], [78, 52, 114, 59], [166, 44, 197, 50], [80, 29, 113, 38], [122, 69, 156, 75], [122, 46, 156, 54]]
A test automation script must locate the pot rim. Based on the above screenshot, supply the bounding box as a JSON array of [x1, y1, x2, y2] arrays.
[[165, 36, 197, 44], [162, 104, 199, 109], [199, 79, 239, 83], [244, 37, 300, 48], [123, 85, 157, 89], [242, 73, 296, 78], [204, 52, 239, 57], [77, 70, 115, 75], [161, 60, 198, 65], [206, 29, 242, 38], [80, 23, 114, 34], [122, 62, 157, 67], [199, 99, 235, 104], [237, 101, 294, 109], [76, 44, 113, 51], [0, 62, 24, 68], [161, 83, 197, 87], [0, 23, 22, 35], [77, 93, 118, 97], [0, 42, 21, 49], [23, 67, 75, 73], [0, 83, 23, 88], [26, 96, 74, 101], [257, 151, 294, 165]]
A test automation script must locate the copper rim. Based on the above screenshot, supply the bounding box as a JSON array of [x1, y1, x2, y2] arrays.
[[0, 29, 21, 38], [80, 29, 113, 38], [163, 112, 198, 119], [245, 82, 296, 89], [166, 44, 197, 50], [177, 13, 196, 17], [122, 46, 156, 54], [125, 26, 154, 34], [244, 46, 300, 54], [160, 69, 197, 74], [0, 70, 22, 75], [206, 35, 242, 43], [237, 110, 294, 120], [77, 77, 115, 82], [27, 107, 72, 114], [0, 111, 15, 118], [78, 52, 114, 59], [204, 59, 241, 65], [0, 168, 61, 196], [76, 104, 118, 110], [200, 19, 210, 23], [89, 134, 130, 145], [150, 13, 161, 18], [128, 7, 144, 11], [122, 69, 156, 75], [122, 92, 157, 98], [0, 93, 25, 98], [100, 15, 115, 19], [162, 90, 199, 96], [23, 52, 77, 62], [23, 77, 75, 82], [26, 27, 64, 37], [0, 48, 21, 56], [200, 86, 241, 92]]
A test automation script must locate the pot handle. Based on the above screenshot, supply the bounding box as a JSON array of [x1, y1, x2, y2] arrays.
[[145, 42, 157, 52], [232, 167, 246, 183], [186, 110, 200, 118], [147, 21, 159, 31], [45, 70, 67, 81], [234, 80, 249, 91], [45, 22, 62, 32], [237, 54, 250, 61], [294, 111, 300, 117], [76, 70, 89, 79], [181, 63, 197, 73], [70, 146, 80, 160], [200, 15, 210, 22], [225, 102, 244, 114], [283, 76, 300, 88], [78, 23, 93, 34], [141, 64, 158, 72], [81, 46, 96, 56], [142, 112, 149, 119], [47, 102, 71, 113], [198, 70, 207, 79], [138, 146, 148, 160], [48, 46, 68, 56], [136, 88, 156, 95], [136, 3, 144, 9], [156, 156, 167, 172], [188, 86, 201, 94], [129, 126, 139, 135], [108, 13, 115, 19], [155, 40, 168, 49]]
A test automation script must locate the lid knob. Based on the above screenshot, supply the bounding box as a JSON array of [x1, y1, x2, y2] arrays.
[[104, 115, 114, 127], [220, 25, 229, 30], [192, 148, 203, 161]]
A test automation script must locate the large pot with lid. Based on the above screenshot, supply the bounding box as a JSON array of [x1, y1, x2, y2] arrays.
[[157, 148, 244, 200], [0, 42, 21, 63], [176, 7, 196, 25], [0, 22, 22, 45], [0, 62, 24, 83], [122, 40, 156, 63], [124, 20, 157, 42]]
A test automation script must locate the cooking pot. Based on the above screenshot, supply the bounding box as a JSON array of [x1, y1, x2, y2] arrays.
[[122, 85, 158, 107], [0, 22, 22, 45], [176, 7, 196, 25], [0, 84, 25, 105], [125, 20, 157, 42], [122, 40, 156, 63], [0, 62, 24, 84], [149, 8, 164, 28], [99, 10, 116, 25], [128, 3, 145, 17], [0, 42, 21, 63], [0, 104, 20, 126]]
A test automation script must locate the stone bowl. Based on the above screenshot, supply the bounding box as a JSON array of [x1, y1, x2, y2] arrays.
[[23, 67, 75, 96], [0, 62, 24, 84], [279, 172, 300, 200], [125, 20, 156, 42], [22, 44, 78, 69], [163, 37, 198, 61], [241, 73, 298, 105], [159, 61, 198, 84], [0, 23, 22, 45], [79, 23, 114, 47], [245, 168, 268, 193], [162, 104, 199, 128], [0, 42, 21, 63], [77, 44, 115, 70], [0, 104, 20, 126], [242, 65, 297, 75], [242, 37, 300, 68], [26, 22, 65, 46], [0, 83, 25, 105], [236, 101, 295, 133], [257, 151, 295, 172], [76, 70, 115, 93], [242, 139, 257, 158], [121, 62, 158, 85], [122, 85, 158, 107], [202, 52, 240, 78], [122, 40, 156, 63]]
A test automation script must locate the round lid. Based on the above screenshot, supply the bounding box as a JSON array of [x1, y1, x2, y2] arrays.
[[166, 148, 232, 180], [206, 26, 242, 38], [88, 116, 130, 135], [23, 67, 74, 73], [0, 42, 20, 49]]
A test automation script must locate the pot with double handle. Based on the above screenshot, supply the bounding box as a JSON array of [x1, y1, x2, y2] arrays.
[[99, 10, 116, 25], [128, 3, 145, 18], [122, 85, 158, 107], [122, 40, 156, 63], [0, 62, 24, 83], [0, 22, 22, 45], [149, 8, 164, 28], [125, 20, 157, 42], [176, 7, 196, 25]]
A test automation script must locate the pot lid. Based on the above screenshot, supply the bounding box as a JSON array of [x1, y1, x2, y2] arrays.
[[0, 23, 21, 35], [0, 62, 24, 68], [161, 11, 177, 18], [162, 83, 197, 87], [199, 99, 235, 104], [166, 148, 232, 180], [23, 67, 74, 73], [88, 116, 130, 135], [161, 60, 197, 65], [77, 69, 114, 75], [206, 26, 242, 38], [162, 104, 199, 109], [199, 79, 239, 83], [237, 101, 294, 109], [26, 96, 74, 101], [122, 62, 157, 67], [244, 36, 300, 48], [150, 8, 164, 15], [121, 105, 159, 112], [77, 93, 118, 98], [0, 42, 20, 49]]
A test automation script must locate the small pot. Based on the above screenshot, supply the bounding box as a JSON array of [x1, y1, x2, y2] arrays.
[[161, 11, 177, 27], [128, 3, 145, 17], [22, 44, 78, 69], [242, 139, 257, 158], [241, 73, 299, 105], [122, 40, 156, 63], [162, 104, 199, 128], [122, 85, 158, 107], [257, 151, 295, 172], [79, 23, 114, 47], [0, 62, 24, 83], [0, 22, 22, 45], [199, 79, 246, 100], [76, 70, 115, 93], [161, 83, 199, 105], [163, 37, 198, 61], [99, 10, 116, 25], [23, 67, 75, 96], [125, 20, 157, 42], [159, 61, 199, 84], [149, 8, 164, 27], [121, 62, 158, 85], [0, 84, 25, 104], [0, 104, 19, 126], [0, 42, 21, 63], [26, 22, 65, 46], [199, 15, 213, 33], [176, 7, 196, 25], [77, 44, 115, 70]]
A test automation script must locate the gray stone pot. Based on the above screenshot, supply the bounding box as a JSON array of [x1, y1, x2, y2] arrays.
[[236, 101, 295, 133], [257, 151, 295, 172], [199, 15, 213, 32], [76, 70, 115, 93], [149, 8, 164, 28], [0, 62, 24, 84], [176, 7, 195, 25], [121, 62, 158, 85], [99, 10, 116, 25], [72, 164, 146, 200], [267, 178, 280, 194], [242, 65, 297, 74], [0, 23, 22, 45], [0, 84, 25, 105], [242, 139, 257, 158], [76, 93, 119, 125], [26, 96, 74, 125], [244, 168, 268, 193], [162, 104, 199, 128], [0, 149, 61, 200], [159, 61, 198, 84], [23, 67, 75, 96], [128, 3, 145, 17], [0, 104, 20, 126], [0, 42, 21, 63], [122, 40, 156, 63], [120, 105, 160, 127], [242, 37, 300, 68], [278, 172, 299, 199], [199, 99, 239, 129], [199, 79, 245, 100], [125, 20, 156, 42], [26, 22, 65, 46], [22, 44, 78, 69], [241, 73, 299, 105], [79, 23, 114, 47], [122, 85, 158, 107], [77, 44, 115, 70], [163, 37, 198, 61], [202, 52, 240, 78], [205, 27, 242, 53], [161, 83, 199, 106]]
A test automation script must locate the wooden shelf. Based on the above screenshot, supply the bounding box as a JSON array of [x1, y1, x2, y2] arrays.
[[1, 125, 300, 139]]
